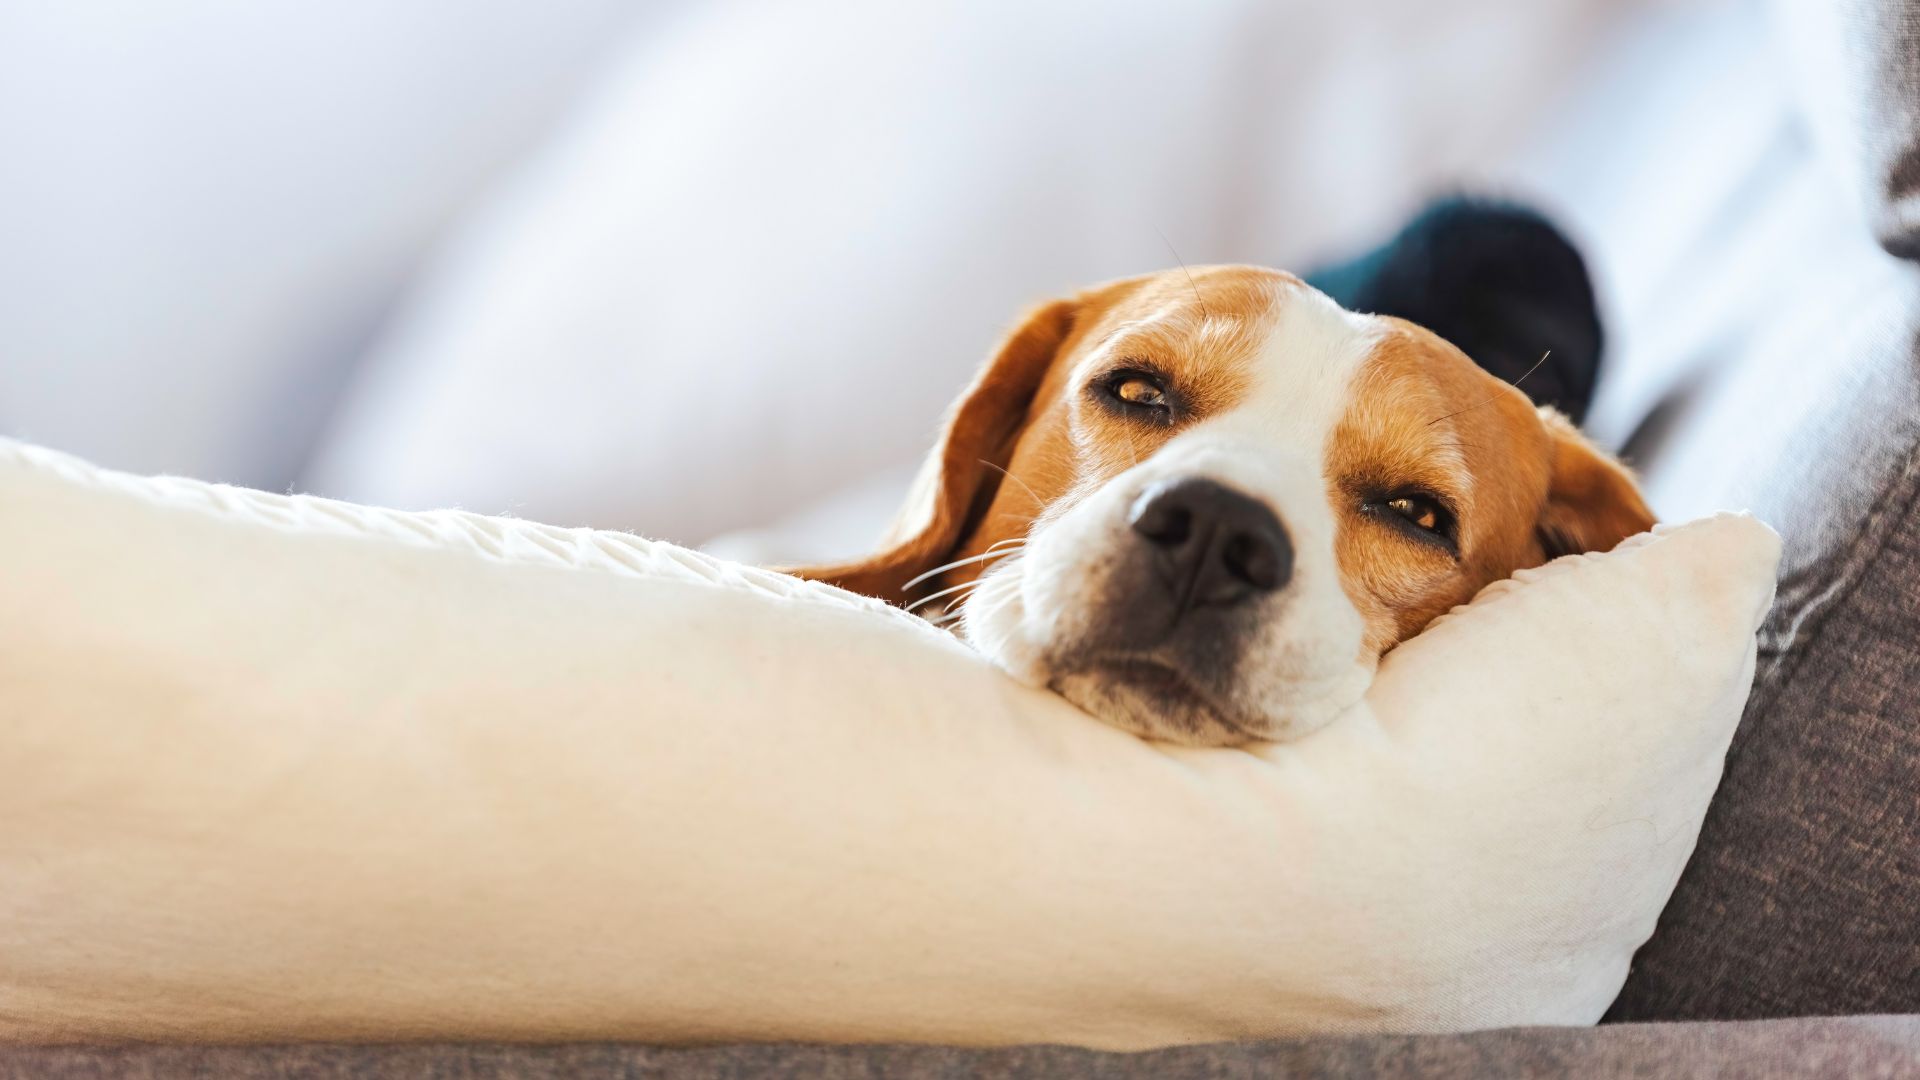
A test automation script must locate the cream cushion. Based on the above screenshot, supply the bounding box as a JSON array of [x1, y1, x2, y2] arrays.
[[0, 438, 1778, 1048]]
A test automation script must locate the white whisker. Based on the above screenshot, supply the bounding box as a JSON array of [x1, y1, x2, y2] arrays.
[[978, 459, 1045, 512], [904, 578, 985, 614], [899, 539, 1026, 593]]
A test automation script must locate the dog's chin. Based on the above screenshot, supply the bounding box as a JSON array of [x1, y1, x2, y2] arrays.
[[960, 556, 1375, 747], [1049, 658, 1271, 747]]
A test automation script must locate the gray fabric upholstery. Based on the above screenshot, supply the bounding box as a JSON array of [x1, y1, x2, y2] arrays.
[[1598, 0, 1920, 1022], [3, 1016, 1916, 1079]]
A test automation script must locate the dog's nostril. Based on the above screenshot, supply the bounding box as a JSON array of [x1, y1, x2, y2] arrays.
[[1130, 496, 1193, 547], [1223, 531, 1283, 590]]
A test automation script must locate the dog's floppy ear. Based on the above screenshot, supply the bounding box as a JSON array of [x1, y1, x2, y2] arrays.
[[1535, 407, 1656, 558], [788, 298, 1079, 602]]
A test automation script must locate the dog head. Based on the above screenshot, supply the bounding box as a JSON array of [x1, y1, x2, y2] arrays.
[[795, 266, 1652, 745]]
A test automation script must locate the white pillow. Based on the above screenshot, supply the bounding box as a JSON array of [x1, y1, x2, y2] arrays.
[[0, 438, 1778, 1048]]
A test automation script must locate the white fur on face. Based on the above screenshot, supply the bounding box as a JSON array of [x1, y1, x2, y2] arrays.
[[962, 285, 1381, 745]]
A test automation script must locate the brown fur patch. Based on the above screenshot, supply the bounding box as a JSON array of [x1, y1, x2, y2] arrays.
[[1326, 322, 1555, 652], [1326, 320, 1655, 652]]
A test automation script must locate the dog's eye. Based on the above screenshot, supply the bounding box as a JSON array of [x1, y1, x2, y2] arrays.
[[1092, 369, 1176, 422], [1386, 494, 1444, 532], [1113, 377, 1165, 406], [1366, 491, 1460, 556]]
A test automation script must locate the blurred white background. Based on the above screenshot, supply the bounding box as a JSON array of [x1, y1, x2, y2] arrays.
[[0, 0, 1808, 558]]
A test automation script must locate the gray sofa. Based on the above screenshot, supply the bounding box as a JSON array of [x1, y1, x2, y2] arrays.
[[1, 1017, 1913, 1078], [4, 1, 1917, 1076]]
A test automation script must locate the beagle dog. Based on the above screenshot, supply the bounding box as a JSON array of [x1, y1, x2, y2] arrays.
[[795, 266, 1652, 746]]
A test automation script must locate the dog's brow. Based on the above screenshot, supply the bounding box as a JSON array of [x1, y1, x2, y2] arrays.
[[1098, 306, 1239, 359], [1100, 300, 1191, 344]]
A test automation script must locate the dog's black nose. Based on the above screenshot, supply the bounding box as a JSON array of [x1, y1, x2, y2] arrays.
[[1128, 478, 1293, 613]]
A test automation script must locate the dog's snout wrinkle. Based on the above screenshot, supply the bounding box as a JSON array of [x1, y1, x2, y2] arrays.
[[1128, 478, 1294, 616]]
